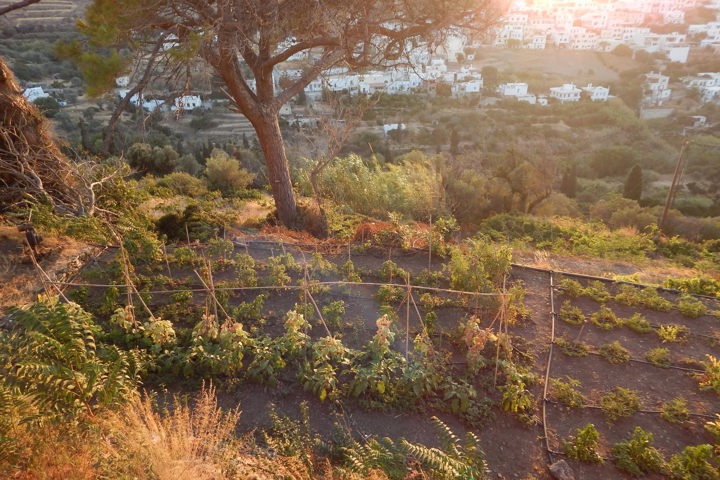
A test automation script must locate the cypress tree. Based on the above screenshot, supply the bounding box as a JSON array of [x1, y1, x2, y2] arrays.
[[623, 164, 643, 201], [560, 164, 577, 198]]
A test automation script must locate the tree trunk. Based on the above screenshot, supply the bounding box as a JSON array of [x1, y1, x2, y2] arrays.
[[251, 110, 298, 227]]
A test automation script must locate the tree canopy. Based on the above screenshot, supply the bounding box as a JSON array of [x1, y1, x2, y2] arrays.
[[74, 0, 502, 228]]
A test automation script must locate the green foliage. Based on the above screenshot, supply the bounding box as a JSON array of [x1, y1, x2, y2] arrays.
[[705, 415, 720, 443], [590, 145, 641, 178], [645, 347, 672, 368], [550, 377, 584, 408], [447, 239, 512, 293], [584, 280, 612, 303], [233, 253, 258, 287], [0, 298, 141, 418], [499, 364, 536, 415], [204, 149, 255, 197], [563, 424, 604, 463], [379, 260, 408, 283], [126, 142, 179, 176], [668, 444, 719, 480], [697, 355, 720, 395], [623, 312, 653, 334], [400, 417, 489, 480], [559, 301, 585, 326], [657, 324, 689, 344], [555, 337, 590, 357], [615, 285, 673, 311], [322, 300, 346, 330], [263, 401, 316, 472], [591, 305, 622, 330], [343, 417, 489, 479], [558, 278, 584, 298], [600, 387, 641, 422], [677, 295, 708, 319], [612, 427, 666, 476], [599, 340, 632, 364], [664, 277, 720, 297], [156, 171, 208, 197], [661, 397, 690, 424], [376, 285, 405, 305], [341, 259, 362, 282], [623, 164, 643, 201], [299, 336, 348, 402]]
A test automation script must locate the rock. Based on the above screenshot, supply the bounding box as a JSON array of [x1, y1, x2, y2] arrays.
[[549, 459, 575, 480]]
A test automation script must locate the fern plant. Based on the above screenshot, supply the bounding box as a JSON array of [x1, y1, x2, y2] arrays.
[[0, 298, 141, 419]]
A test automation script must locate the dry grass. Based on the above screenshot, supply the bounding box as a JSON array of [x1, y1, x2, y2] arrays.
[[102, 384, 240, 480]]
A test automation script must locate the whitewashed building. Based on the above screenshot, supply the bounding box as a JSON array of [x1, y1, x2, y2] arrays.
[[498, 82, 529, 97], [643, 71, 672, 106], [582, 84, 610, 101], [549, 83, 582, 103], [23, 86, 49, 102]]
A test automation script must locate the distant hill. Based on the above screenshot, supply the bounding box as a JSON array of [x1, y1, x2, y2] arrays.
[[0, 0, 89, 27]]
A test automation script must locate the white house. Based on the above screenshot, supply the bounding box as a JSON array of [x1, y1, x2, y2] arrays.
[[497, 82, 529, 97], [582, 84, 610, 101], [643, 71, 672, 106], [383, 123, 405, 136], [115, 76, 130, 88], [23, 86, 49, 102], [172, 95, 202, 111], [549, 83, 582, 103]]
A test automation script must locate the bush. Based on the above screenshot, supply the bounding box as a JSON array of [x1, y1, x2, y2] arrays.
[[555, 337, 589, 357], [600, 387, 640, 422], [657, 324, 689, 343], [557, 278, 584, 298], [157, 172, 208, 197], [550, 377, 584, 408], [668, 445, 719, 480], [584, 280, 612, 303], [645, 347, 671, 368], [677, 295, 708, 319], [591, 305, 621, 330], [661, 397, 690, 424], [204, 149, 255, 196], [563, 424, 603, 463], [599, 341, 632, 364], [623, 312, 653, 334], [612, 427, 666, 476], [559, 301, 585, 326]]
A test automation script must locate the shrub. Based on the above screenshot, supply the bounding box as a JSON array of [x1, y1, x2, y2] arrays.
[[657, 324, 689, 343], [599, 341, 632, 364], [204, 149, 255, 196], [447, 239, 512, 293], [661, 397, 690, 424], [668, 445, 719, 480], [559, 301, 585, 326], [623, 312, 653, 334], [645, 347, 671, 368], [584, 280, 611, 303], [615, 285, 672, 311], [611, 427, 665, 477], [664, 276, 720, 297], [157, 171, 208, 196], [677, 295, 708, 319], [697, 354, 720, 394], [600, 387, 641, 422], [591, 305, 621, 330], [563, 424, 604, 463], [557, 278, 584, 297], [550, 377, 584, 408], [555, 337, 589, 357]]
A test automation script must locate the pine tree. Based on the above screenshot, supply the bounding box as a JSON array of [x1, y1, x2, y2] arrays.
[[623, 164, 643, 201]]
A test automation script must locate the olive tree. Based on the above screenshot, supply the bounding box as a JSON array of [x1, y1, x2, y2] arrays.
[[74, 0, 501, 228]]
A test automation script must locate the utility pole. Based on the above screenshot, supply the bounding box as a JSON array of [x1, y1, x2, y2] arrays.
[[658, 137, 690, 234]]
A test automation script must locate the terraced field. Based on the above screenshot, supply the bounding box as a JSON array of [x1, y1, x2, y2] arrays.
[[0, 0, 88, 26]]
